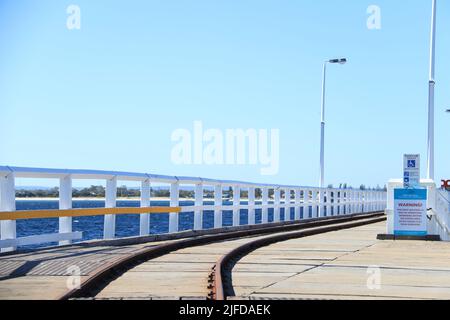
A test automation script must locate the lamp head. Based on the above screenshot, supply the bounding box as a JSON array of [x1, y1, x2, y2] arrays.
[[329, 58, 347, 65]]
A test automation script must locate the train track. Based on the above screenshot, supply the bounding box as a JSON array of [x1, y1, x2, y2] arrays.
[[61, 212, 386, 300]]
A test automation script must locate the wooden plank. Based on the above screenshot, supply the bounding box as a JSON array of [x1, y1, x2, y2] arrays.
[[231, 222, 450, 300]]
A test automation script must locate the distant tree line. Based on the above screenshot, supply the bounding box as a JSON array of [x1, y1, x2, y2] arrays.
[[15, 183, 387, 199]]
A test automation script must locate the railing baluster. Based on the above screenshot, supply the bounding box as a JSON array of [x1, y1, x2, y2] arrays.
[[295, 188, 301, 220], [248, 187, 255, 225], [262, 187, 269, 224], [311, 189, 318, 218], [103, 177, 117, 239], [303, 189, 309, 219], [194, 183, 203, 230], [359, 192, 363, 213], [328, 190, 333, 216], [274, 188, 281, 222], [232, 185, 241, 227], [140, 179, 151, 236], [169, 182, 179, 233], [347, 191, 352, 214], [59, 175, 72, 245], [318, 189, 324, 217], [214, 184, 222, 228], [0, 172, 16, 253], [284, 188, 291, 221]]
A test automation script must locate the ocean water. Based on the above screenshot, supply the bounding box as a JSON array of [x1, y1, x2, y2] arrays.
[[14, 200, 308, 250]]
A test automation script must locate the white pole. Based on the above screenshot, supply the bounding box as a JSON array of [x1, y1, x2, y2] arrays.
[[295, 189, 301, 220], [169, 182, 179, 233], [284, 188, 291, 221], [139, 179, 151, 236], [194, 183, 203, 230], [312, 190, 318, 218], [427, 0, 437, 180], [103, 177, 117, 239], [262, 187, 269, 224], [248, 187, 256, 225], [214, 184, 222, 228], [303, 189, 310, 219], [0, 173, 16, 252], [274, 188, 281, 222], [59, 175, 72, 245], [232, 185, 241, 226], [320, 62, 327, 188]]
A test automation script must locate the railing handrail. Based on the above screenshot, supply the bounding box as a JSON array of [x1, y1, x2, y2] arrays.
[[0, 165, 384, 191]]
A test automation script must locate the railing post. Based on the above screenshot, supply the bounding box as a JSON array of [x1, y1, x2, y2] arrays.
[[295, 188, 301, 220], [214, 184, 222, 228], [312, 189, 318, 218], [0, 172, 16, 253], [379, 192, 382, 211], [318, 189, 325, 217], [262, 187, 269, 224], [232, 185, 241, 227], [364, 191, 368, 213], [358, 191, 364, 213], [274, 188, 281, 222], [194, 183, 203, 230], [140, 179, 151, 236], [59, 175, 72, 246], [248, 187, 256, 225], [284, 188, 291, 221], [303, 189, 309, 219], [327, 190, 333, 216], [352, 191, 356, 214], [103, 177, 117, 239], [169, 182, 179, 233], [347, 191, 352, 214], [355, 191, 359, 213]]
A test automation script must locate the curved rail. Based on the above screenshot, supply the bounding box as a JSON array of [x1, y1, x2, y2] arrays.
[[60, 212, 385, 300], [209, 215, 386, 300]]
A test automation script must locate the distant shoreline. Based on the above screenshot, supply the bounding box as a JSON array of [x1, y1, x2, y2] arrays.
[[16, 197, 179, 201], [15, 197, 230, 202]]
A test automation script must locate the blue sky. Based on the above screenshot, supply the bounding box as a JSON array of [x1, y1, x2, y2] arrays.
[[1, 0, 449, 188]]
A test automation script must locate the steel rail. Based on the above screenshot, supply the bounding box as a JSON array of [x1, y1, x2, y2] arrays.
[[209, 215, 386, 300], [60, 212, 384, 300]]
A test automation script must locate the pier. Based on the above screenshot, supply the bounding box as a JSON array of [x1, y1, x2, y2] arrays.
[[0, 166, 449, 300]]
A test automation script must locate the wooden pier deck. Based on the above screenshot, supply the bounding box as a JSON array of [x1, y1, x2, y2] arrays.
[[231, 222, 450, 300], [1, 217, 450, 300]]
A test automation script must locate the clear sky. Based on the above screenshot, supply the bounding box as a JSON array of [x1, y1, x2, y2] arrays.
[[1, 0, 449, 188]]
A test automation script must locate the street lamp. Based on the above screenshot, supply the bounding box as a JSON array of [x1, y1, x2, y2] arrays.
[[319, 58, 347, 189], [427, 0, 437, 180]]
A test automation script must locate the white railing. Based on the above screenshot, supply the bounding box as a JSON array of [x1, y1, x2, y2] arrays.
[[0, 166, 387, 252], [433, 189, 450, 241]]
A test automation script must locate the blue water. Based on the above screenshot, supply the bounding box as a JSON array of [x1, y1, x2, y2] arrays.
[[15, 200, 312, 249]]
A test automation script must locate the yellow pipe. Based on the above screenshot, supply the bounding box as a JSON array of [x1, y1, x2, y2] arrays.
[[0, 206, 181, 221]]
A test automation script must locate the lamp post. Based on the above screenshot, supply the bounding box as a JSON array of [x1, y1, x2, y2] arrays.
[[427, 0, 437, 180], [319, 58, 347, 189]]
